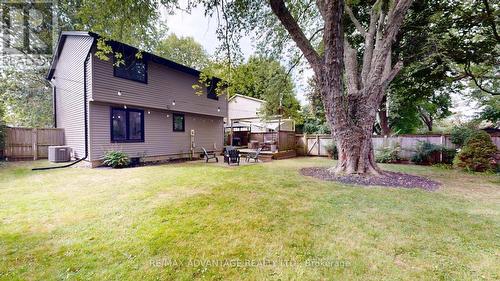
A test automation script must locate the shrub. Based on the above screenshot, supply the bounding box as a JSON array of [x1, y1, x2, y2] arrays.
[[411, 141, 456, 165], [450, 125, 475, 147], [324, 143, 338, 159], [103, 150, 130, 168], [453, 131, 498, 172], [375, 144, 401, 163]]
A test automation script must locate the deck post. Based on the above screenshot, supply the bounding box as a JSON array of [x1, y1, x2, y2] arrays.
[[32, 128, 38, 160], [230, 120, 233, 146]]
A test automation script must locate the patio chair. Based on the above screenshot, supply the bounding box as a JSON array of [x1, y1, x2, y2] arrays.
[[202, 147, 218, 163], [223, 146, 234, 163], [246, 147, 262, 162], [226, 149, 240, 166]]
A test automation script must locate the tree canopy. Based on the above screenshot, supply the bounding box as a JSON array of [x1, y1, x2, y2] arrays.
[[155, 34, 210, 69], [202, 56, 302, 121]]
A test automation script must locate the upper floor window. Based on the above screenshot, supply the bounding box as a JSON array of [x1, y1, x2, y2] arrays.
[[114, 49, 147, 83], [207, 79, 218, 100], [111, 107, 144, 142]]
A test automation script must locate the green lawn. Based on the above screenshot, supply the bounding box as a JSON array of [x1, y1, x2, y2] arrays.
[[0, 158, 499, 280]]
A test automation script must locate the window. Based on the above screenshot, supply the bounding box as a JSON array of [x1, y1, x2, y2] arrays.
[[207, 79, 218, 100], [111, 108, 144, 142], [113, 49, 147, 83], [173, 113, 185, 132]]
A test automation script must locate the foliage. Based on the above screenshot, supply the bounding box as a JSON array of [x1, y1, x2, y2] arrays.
[[155, 34, 209, 69], [453, 131, 498, 172], [376, 145, 401, 163], [201, 56, 302, 122], [474, 93, 500, 125], [0, 68, 53, 128], [412, 141, 457, 165], [301, 77, 330, 134], [450, 125, 477, 147], [64, 0, 173, 52], [324, 143, 338, 160], [102, 150, 130, 168], [301, 117, 331, 134], [380, 0, 498, 133], [0, 0, 174, 129]]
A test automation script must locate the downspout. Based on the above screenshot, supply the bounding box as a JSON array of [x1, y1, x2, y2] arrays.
[[50, 80, 57, 128], [33, 49, 91, 170]]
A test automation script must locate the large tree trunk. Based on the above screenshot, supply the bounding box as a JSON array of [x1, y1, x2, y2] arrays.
[[333, 124, 382, 175], [321, 80, 385, 175], [270, 0, 413, 176]]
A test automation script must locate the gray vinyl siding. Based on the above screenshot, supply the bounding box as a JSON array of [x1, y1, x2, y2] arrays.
[[53, 35, 94, 159], [91, 55, 227, 118], [88, 103, 224, 161]]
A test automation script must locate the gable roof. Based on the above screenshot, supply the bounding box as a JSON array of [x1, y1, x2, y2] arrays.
[[47, 31, 218, 82], [228, 94, 266, 103]]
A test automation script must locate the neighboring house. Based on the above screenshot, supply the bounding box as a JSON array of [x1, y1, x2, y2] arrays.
[[226, 94, 294, 147], [47, 31, 227, 167], [227, 94, 294, 133]]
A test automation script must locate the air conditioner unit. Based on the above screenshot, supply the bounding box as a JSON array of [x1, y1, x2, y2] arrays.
[[48, 146, 71, 162]]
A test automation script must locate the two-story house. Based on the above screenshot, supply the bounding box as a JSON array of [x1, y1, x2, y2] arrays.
[[47, 31, 227, 167]]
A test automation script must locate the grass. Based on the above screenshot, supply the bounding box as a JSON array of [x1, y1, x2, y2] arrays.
[[0, 158, 499, 280]]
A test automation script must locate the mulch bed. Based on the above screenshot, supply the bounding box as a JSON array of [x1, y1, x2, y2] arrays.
[[300, 167, 440, 191]]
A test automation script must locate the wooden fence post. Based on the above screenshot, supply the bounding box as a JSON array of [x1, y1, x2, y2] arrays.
[[440, 134, 444, 163], [302, 134, 307, 156], [317, 135, 320, 156], [32, 128, 38, 160]]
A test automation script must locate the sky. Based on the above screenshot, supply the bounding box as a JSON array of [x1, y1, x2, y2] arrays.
[[161, 2, 311, 105]]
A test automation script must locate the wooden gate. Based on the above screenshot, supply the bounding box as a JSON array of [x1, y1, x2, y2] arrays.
[[3, 127, 65, 160]]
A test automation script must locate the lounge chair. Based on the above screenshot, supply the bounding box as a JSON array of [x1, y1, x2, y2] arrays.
[[246, 147, 262, 162], [202, 147, 218, 163]]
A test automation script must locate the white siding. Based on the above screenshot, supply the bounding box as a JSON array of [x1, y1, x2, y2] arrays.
[[228, 95, 264, 120]]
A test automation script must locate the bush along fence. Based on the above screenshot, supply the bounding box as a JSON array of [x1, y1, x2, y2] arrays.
[[2, 127, 64, 161], [296, 134, 500, 161]]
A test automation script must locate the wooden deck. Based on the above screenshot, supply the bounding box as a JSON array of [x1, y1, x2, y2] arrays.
[[238, 149, 297, 160]]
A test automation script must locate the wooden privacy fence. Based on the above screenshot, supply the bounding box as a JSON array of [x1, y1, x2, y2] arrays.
[[3, 127, 64, 160], [296, 134, 500, 159]]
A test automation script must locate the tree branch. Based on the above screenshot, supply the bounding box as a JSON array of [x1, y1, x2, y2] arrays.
[[382, 60, 403, 89], [269, 0, 322, 68], [316, 0, 326, 19], [482, 0, 500, 43], [383, 0, 413, 46], [344, 41, 359, 93], [464, 62, 500, 95], [345, 4, 366, 37], [323, 0, 344, 75], [361, 5, 380, 86]]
